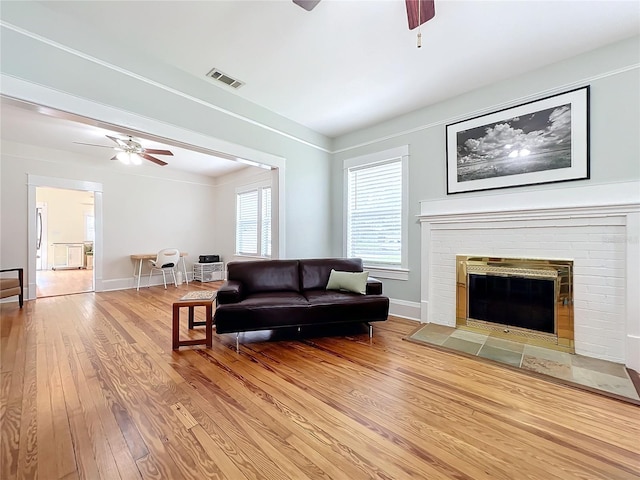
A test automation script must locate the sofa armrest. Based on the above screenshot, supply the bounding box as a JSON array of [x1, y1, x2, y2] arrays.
[[366, 277, 383, 295], [216, 280, 244, 305]]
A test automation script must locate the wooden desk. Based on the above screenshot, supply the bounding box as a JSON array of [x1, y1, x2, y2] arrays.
[[131, 252, 189, 291], [172, 296, 214, 350]]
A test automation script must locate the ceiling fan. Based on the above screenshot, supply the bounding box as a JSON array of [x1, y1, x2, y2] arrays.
[[74, 135, 173, 166], [293, 0, 434, 48], [293, 0, 435, 31]]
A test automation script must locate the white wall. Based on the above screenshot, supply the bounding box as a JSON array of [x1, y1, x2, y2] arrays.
[[1, 140, 220, 292], [331, 36, 640, 315], [0, 2, 333, 270]]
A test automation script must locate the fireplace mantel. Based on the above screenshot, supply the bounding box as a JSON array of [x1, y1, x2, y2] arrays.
[[418, 181, 640, 370]]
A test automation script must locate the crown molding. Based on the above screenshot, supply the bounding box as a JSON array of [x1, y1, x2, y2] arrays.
[[1, 20, 331, 154]]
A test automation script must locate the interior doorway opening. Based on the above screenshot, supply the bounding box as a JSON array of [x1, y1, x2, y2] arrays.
[[35, 186, 95, 297], [28, 176, 103, 301]]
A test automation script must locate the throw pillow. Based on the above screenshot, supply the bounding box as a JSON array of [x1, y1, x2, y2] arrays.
[[326, 269, 369, 295]]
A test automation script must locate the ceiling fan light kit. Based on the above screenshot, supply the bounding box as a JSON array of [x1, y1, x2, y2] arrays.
[[115, 151, 142, 165], [74, 135, 173, 167]]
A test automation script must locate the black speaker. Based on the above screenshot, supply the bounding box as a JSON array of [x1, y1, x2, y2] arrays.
[[199, 255, 220, 263]]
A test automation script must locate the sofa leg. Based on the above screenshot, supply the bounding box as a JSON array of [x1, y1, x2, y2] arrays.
[[297, 326, 301, 333], [367, 323, 373, 338], [236, 333, 240, 352]]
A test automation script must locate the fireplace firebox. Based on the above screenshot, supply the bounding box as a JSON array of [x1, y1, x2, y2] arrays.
[[456, 256, 574, 352]]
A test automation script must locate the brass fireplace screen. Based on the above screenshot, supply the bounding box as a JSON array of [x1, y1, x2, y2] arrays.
[[456, 256, 574, 352]]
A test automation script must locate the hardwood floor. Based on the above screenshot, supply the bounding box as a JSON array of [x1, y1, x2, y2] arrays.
[[1, 284, 639, 479], [36, 269, 94, 297]]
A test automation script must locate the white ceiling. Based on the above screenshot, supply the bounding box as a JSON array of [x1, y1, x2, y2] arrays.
[[1, 1, 638, 177], [0, 98, 251, 178], [38, 0, 640, 137]]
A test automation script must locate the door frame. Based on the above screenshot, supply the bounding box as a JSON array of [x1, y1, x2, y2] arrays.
[[27, 175, 103, 300], [35, 202, 48, 270]]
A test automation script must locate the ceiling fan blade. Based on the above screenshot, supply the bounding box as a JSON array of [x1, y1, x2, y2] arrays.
[[143, 148, 174, 156], [293, 0, 320, 11], [106, 134, 128, 147], [73, 141, 114, 148], [140, 153, 168, 166], [406, 0, 435, 30]]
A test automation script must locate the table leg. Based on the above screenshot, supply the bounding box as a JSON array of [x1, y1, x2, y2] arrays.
[[136, 259, 143, 291], [206, 303, 213, 348], [172, 301, 213, 350], [172, 303, 180, 350], [188, 306, 194, 329], [182, 257, 189, 285]]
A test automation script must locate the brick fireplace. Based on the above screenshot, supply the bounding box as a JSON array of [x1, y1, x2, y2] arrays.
[[418, 181, 640, 370]]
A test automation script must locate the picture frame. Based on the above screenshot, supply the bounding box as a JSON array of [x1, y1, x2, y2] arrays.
[[446, 86, 590, 194]]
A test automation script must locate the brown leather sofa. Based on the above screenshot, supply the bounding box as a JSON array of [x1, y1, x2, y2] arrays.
[[214, 258, 389, 348], [0, 268, 24, 308]]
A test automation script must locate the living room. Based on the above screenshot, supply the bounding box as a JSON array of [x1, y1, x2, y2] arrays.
[[1, 2, 639, 479]]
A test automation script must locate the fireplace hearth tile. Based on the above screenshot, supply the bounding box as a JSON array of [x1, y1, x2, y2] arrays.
[[572, 367, 640, 400], [443, 337, 482, 355], [484, 336, 525, 353], [450, 329, 488, 344], [478, 345, 523, 367], [411, 329, 450, 346], [571, 355, 629, 379], [521, 356, 573, 382], [406, 324, 640, 403], [523, 345, 572, 364]]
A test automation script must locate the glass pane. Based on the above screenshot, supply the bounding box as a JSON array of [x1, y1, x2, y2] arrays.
[[347, 160, 402, 265]]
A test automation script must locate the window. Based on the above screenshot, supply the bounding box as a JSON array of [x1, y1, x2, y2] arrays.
[[261, 187, 272, 257], [236, 185, 271, 257], [345, 146, 408, 279], [84, 214, 95, 242]]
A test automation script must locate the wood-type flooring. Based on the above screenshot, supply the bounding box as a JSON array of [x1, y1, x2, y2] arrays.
[[1, 283, 639, 479]]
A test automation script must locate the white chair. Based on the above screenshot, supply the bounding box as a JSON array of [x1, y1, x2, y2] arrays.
[[148, 248, 180, 289]]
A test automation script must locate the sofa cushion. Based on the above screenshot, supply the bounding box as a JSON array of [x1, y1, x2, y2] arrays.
[[227, 260, 300, 294], [235, 292, 309, 307], [303, 289, 389, 322], [0, 278, 20, 290], [326, 269, 369, 295], [299, 258, 363, 291], [215, 305, 311, 333]]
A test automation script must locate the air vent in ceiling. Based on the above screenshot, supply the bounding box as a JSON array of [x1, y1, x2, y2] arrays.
[[206, 68, 244, 89]]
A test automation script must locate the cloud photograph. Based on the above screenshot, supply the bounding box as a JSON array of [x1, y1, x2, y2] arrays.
[[456, 104, 572, 183]]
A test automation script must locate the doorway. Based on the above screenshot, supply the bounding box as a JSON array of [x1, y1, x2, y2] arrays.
[[27, 175, 103, 300], [35, 187, 95, 297]]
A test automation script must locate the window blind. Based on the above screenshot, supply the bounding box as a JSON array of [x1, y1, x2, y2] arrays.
[[261, 187, 272, 257], [236, 190, 258, 255], [347, 159, 402, 265]]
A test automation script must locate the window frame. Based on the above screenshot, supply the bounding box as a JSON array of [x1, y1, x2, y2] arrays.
[[235, 182, 272, 259], [343, 145, 409, 281]]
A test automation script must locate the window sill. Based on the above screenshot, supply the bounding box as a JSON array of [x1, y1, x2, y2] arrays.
[[233, 254, 271, 261], [364, 266, 409, 281]]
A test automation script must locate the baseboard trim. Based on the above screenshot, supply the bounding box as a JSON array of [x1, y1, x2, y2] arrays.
[[389, 299, 421, 321], [627, 367, 640, 398]]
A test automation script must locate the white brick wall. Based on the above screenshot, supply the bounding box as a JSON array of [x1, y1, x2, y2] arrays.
[[428, 219, 626, 362]]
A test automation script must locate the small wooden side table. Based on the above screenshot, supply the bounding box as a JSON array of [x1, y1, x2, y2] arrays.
[[172, 296, 214, 350]]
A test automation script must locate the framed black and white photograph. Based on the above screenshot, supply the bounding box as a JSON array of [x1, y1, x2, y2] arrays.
[[446, 86, 590, 194]]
